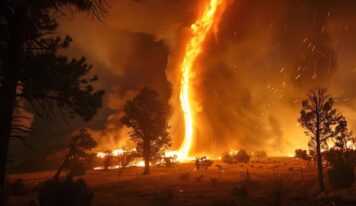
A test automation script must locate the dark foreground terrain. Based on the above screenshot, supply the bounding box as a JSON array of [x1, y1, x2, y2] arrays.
[[5, 157, 356, 206]]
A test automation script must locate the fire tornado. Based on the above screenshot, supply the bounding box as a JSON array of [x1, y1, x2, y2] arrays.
[[178, 0, 227, 159]]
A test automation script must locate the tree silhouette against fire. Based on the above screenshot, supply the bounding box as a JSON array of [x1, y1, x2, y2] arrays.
[[121, 87, 171, 175]]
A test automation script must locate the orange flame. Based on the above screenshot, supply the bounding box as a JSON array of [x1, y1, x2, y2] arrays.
[[94, 0, 228, 166], [178, 0, 227, 160]]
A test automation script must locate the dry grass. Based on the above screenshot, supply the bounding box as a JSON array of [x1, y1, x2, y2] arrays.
[[5, 157, 356, 206]]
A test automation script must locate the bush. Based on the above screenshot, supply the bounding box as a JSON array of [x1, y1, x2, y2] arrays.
[[195, 157, 213, 170], [327, 163, 355, 189], [294, 149, 311, 161], [222, 150, 250, 164], [162, 156, 176, 168], [254, 150, 267, 158], [221, 151, 235, 164], [236, 150, 251, 163], [201, 158, 213, 169], [37, 176, 93, 206], [324, 149, 355, 189]]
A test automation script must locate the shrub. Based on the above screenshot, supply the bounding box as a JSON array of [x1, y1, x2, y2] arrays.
[[254, 150, 267, 158], [327, 163, 355, 189], [221, 151, 235, 164], [236, 150, 250, 163], [195, 156, 213, 170], [201, 158, 213, 169], [294, 149, 311, 161], [222, 150, 250, 164], [163, 156, 176, 168], [324, 149, 355, 189], [37, 176, 93, 206]]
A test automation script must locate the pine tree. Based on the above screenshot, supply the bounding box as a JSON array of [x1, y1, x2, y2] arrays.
[[121, 87, 171, 174], [0, 0, 107, 190], [298, 88, 342, 191]]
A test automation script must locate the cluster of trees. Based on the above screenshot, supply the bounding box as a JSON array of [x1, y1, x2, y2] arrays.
[[222, 149, 251, 164], [294, 149, 312, 161], [298, 88, 356, 191], [0, 0, 169, 204], [19, 86, 171, 177], [0, 0, 108, 192]]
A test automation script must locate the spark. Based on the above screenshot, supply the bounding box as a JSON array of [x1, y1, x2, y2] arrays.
[[178, 0, 227, 160]]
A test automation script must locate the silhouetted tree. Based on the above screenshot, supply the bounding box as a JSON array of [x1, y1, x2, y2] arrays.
[[236, 150, 250, 163], [121, 87, 171, 174], [298, 88, 342, 192], [54, 129, 97, 179], [294, 149, 311, 161], [324, 149, 355, 189], [0, 1, 107, 190], [221, 150, 250, 164], [334, 116, 355, 150], [254, 150, 267, 159], [324, 117, 356, 190]]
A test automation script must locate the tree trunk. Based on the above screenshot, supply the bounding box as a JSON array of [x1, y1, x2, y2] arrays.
[[316, 114, 325, 192], [143, 140, 150, 175], [0, 6, 26, 191], [53, 153, 71, 179], [315, 135, 325, 192], [0, 74, 17, 190]]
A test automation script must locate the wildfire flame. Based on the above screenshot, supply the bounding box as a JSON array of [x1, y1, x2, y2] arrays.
[[94, 0, 228, 168], [177, 0, 227, 160]]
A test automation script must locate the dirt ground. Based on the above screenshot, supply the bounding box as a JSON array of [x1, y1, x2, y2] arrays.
[[5, 157, 356, 206]]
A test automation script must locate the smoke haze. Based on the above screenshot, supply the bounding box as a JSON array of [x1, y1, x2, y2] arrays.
[[11, 0, 356, 158]]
